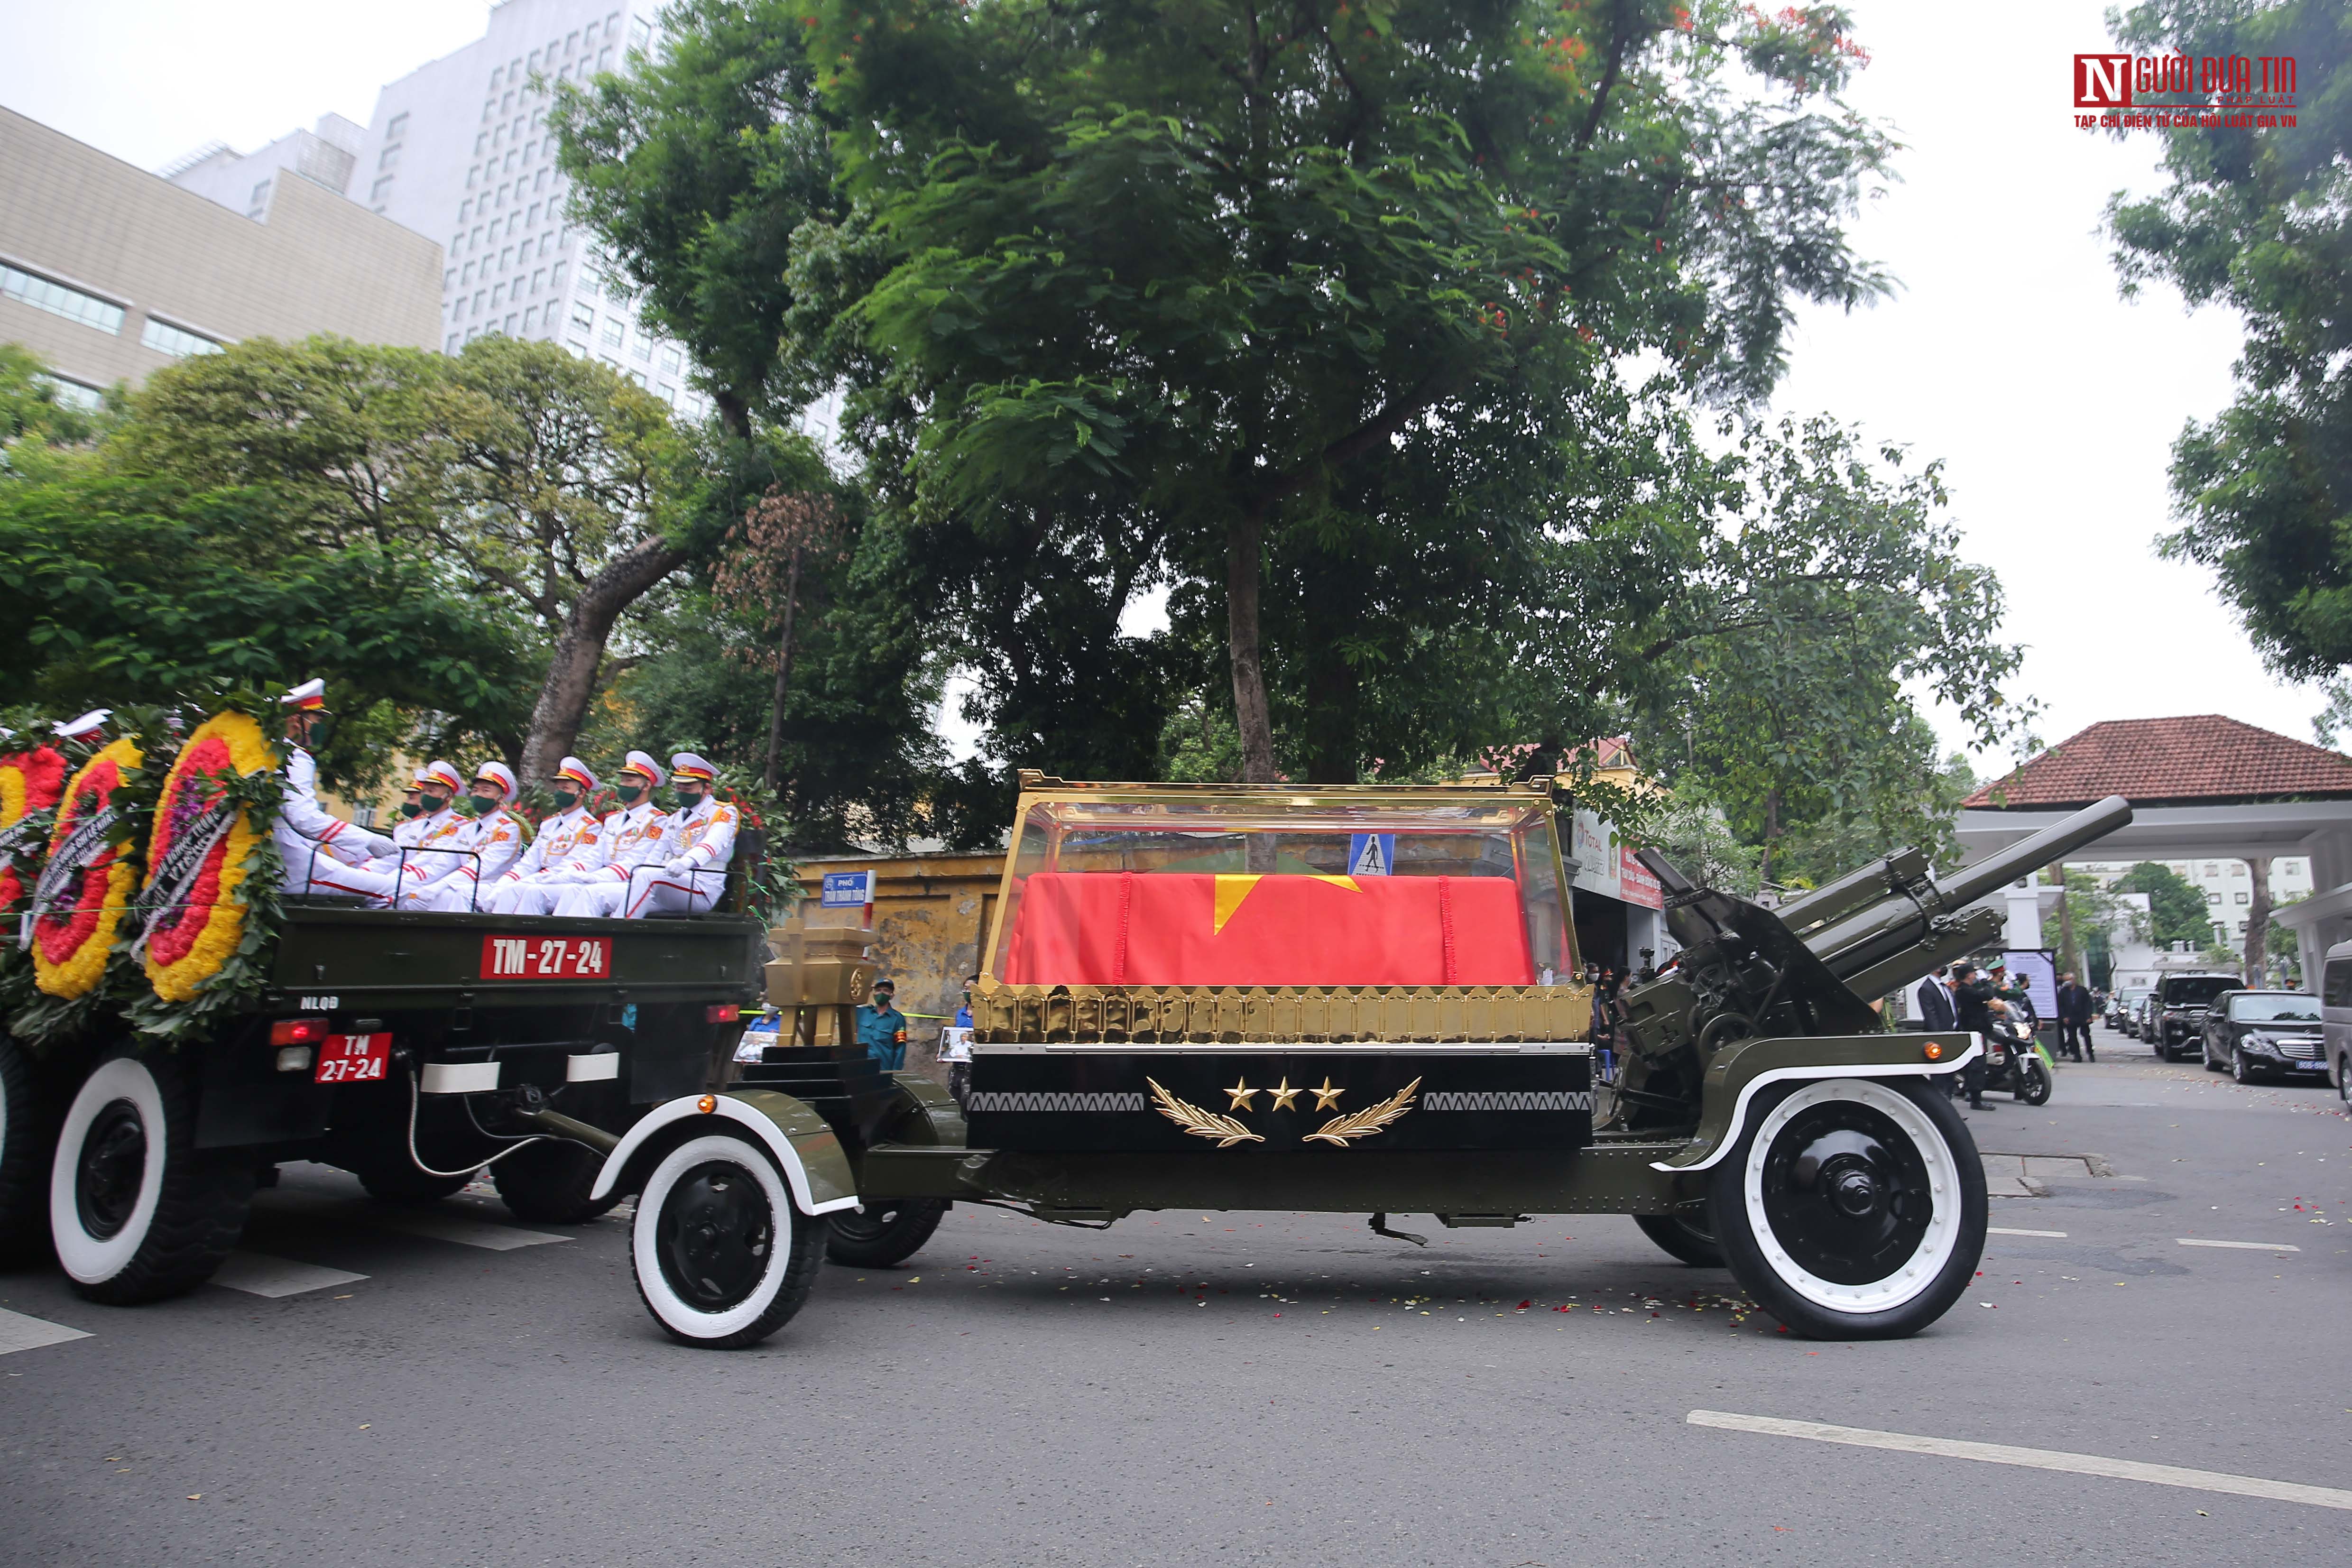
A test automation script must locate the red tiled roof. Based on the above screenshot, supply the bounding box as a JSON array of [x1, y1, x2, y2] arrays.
[[1964, 716, 2352, 808]]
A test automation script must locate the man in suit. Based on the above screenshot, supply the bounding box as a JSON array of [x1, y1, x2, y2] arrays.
[[1949, 961, 1997, 1110], [1916, 966, 1958, 1032], [2055, 970, 2096, 1062]]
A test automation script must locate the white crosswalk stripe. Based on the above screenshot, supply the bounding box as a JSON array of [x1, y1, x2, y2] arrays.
[[2176, 1237, 2300, 1251], [372, 1210, 569, 1252], [210, 1251, 369, 1298], [0, 1306, 91, 1356]]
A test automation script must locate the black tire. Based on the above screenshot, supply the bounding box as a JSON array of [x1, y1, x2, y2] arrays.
[[2337, 1056, 2349, 1108], [630, 1132, 823, 1348], [1710, 1076, 1987, 1341], [2016, 1057, 2053, 1107], [2232, 1049, 2257, 1086], [49, 1046, 253, 1304], [1635, 1211, 1725, 1267], [2204, 1043, 2223, 1072], [0, 1034, 57, 1265], [824, 1197, 949, 1268], [493, 1138, 621, 1224]]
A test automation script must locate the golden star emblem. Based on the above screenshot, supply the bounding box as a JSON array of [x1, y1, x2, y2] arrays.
[[1266, 1078, 1302, 1112], [1223, 1079, 1257, 1111], [1310, 1077, 1344, 1111]]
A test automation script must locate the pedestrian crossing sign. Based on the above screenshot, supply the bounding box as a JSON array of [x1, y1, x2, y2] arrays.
[[1347, 833, 1395, 876]]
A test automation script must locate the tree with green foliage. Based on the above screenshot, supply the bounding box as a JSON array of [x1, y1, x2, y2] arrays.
[[2112, 860, 2216, 949], [2103, 2, 2350, 706], [0, 343, 107, 456], [547, 0, 838, 434], [118, 335, 709, 776], [2043, 879, 2143, 990], [803, 0, 1898, 783]]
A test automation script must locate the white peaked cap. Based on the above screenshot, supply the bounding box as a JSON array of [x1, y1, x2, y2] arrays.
[[280, 677, 328, 710], [473, 761, 518, 800], [554, 756, 599, 791], [54, 709, 111, 740], [621, 750, 666, 788], [416, 759, 465, 794], [670, 752, 716, 783]]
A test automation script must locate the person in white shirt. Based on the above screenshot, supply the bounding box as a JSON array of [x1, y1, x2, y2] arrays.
[[302, 758, 467, 907], [272, 680, 400, 895], [480, 756, 607, 915], [554, 752, 736, 919]]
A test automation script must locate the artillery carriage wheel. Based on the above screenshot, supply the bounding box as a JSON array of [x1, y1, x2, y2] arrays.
[[1633, 1211, 1725, 1268], [823, 1198, 948, 1268], [47, 1046, 253, 1303], [1709, 1077, 1985, 1340], [630, 1132, 823, 1348]]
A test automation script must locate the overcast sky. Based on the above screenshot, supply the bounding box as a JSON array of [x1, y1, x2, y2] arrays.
[[0, 1, 2317, 773]]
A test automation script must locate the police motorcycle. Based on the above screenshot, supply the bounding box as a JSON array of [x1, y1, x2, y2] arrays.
[[1980, 1002, 2054, 1105]]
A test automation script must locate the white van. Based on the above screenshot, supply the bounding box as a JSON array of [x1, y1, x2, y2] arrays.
[[2319, 940, 2352, 1107]]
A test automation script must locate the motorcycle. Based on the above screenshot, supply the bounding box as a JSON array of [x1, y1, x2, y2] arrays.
[[1981, 1016, 2054, 1105]]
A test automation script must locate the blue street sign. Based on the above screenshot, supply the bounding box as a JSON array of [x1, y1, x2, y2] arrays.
[[820, 870, 873, 907], [1347, 833, 1395, 876]]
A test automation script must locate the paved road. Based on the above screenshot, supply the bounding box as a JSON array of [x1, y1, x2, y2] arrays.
[[4, 1024, 2346, 1567]]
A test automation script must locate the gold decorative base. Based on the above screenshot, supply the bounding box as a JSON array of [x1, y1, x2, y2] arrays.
[[972, 984, 1595, 1045]]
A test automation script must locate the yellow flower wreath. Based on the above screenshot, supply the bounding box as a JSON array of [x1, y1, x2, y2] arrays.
[[31, 735, 145, 1000], [142, 712, 276, 1004]]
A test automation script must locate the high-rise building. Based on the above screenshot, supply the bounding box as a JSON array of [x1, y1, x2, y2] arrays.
[[165, 0, 706, 419], [0, 106, 442, 402]]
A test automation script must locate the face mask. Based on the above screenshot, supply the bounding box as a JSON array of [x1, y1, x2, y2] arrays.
[[553, 790, 579, 812], [419, 793, 449, 815], [398, 800, 423, 820], [470, 793, 501, 815], [617, 782, 644, 804], [676, 788, 705, 810]]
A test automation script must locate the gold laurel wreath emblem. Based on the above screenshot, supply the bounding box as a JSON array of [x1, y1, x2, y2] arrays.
[[1303, 1077, 1420, 1146], [1146, 1078, 1264, 1147]]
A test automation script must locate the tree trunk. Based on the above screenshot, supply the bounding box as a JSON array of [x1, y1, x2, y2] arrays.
[[762, 544, 803, 791], [518, 535, 690, 780], [2055, 862, 2079, 977], [1227, 503, 1276, 784], [2243, 856, 2272, 985], [711, 387, 753, 443], [1758, 787, 1782, 887]]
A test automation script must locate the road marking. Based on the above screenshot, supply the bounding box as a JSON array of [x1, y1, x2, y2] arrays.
[[1687, 1410, 2352, 1513], [2176, 1238, 2301, 1252], [210, 1252, 369, 1298], [374, 1211, 569, 1251], [1987, 1227, 2068, 1238], [0, 1307, 91, 1356]]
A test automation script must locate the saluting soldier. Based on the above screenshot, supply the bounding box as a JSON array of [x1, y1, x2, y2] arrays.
[[480, 756, 605, 915], [554, 752, 736, 919]]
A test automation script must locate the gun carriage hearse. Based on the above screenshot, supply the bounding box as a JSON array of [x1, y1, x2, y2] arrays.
[[583, 774, 2133, 1347]]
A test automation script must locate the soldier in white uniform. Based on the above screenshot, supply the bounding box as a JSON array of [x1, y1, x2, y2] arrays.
[[554, 753, 736, 920], [302, 758, 467, 907], [480, 756, 605, 915], [273, 681, 402, 895], [425, 762, 529, 912]]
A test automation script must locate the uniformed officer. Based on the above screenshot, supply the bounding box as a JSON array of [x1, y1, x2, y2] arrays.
[[553, 752, 736, 919], [303, 758, 467, 906], [858, 979, 909, 1072], [422, 763, 529, 912], [480, 756, 605, 915], [273, 680, 402, 895]]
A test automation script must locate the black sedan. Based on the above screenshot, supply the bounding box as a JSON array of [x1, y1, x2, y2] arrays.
[[2202, 991, 2330, 1084]]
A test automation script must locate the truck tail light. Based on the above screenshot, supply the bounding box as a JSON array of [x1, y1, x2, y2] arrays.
[[705, 1004, 740, 1024], [271, 1016, 329, 1046]]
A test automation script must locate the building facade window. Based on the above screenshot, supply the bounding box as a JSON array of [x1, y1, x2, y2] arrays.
[[378, 146, 401, 172], [371, 175, 396, 201], [387, 111, 409, 141], [140, 318, 224, 358], [41, 376, 104, 412], [1, 264, 125, 334], [600, 317, 624, 348], [572, 302, 595, 329]]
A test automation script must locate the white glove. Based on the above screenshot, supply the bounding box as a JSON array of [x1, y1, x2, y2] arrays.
[[662, 857, 693, 878]]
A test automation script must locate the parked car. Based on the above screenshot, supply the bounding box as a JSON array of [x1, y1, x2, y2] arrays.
[[2202, 990, 2327, 1084], [2107, 987, 2146, 1033], [2134, 992, 2158, 1042], [2321, 941, 2352, 1108], [2147, 972, 2242, 1061]]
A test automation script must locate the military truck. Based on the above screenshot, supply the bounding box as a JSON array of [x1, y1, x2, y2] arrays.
[[482, 775, 2128, 1347]]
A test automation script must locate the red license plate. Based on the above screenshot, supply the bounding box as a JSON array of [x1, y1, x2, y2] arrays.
[[315, 1033, 389, 1084], [480, 934, 612, 979]]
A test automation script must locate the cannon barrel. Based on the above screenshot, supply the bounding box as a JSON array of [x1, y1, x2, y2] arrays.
[[1802, 794, 2133, 986]]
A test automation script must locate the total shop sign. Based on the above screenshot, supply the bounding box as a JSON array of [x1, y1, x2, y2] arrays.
[[1569, 810, 1665, 912]]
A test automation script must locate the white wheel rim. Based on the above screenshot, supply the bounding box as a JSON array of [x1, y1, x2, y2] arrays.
[[1743, 1079, 1961, 1316], [49, 1057, 168, 1285], [632, 1134, 793, 1340]]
